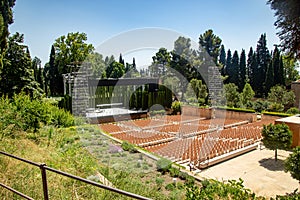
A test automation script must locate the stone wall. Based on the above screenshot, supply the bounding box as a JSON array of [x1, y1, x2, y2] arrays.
[[182, 106, 257, 122]]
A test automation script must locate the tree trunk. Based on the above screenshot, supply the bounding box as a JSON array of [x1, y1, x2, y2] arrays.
[[275, 148, 278, 162]]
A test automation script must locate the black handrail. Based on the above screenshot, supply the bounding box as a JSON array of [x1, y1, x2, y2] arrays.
[[0, 151, 152, 200]]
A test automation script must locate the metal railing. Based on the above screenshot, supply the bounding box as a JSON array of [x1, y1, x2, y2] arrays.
[[0, 151, 151, 200]]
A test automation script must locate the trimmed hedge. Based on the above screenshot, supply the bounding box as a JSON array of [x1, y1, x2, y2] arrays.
[[262, 111, 293, 117], [215, 106, 256, 113]]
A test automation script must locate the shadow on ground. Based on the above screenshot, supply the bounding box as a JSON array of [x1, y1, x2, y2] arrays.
[[258, 157, 285, 171]]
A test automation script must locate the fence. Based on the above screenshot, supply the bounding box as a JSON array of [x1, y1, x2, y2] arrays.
[[0, 151, 151, 200]]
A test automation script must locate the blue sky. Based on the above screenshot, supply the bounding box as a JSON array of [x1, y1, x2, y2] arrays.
[[9, 0, 279, 67]]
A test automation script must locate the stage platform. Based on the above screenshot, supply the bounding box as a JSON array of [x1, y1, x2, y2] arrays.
[[86, 108, 148, 124]]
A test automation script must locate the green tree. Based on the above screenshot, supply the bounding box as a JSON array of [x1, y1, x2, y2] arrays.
[[227, 50, 239, 86], [239, 49, 247, 91], [219, 44, 226, 76], [256, 34, 271, 96], [0, 33, 42, 98], [105, 55, 115, 78], [170, 36, 198, 100], [53, 32, 94, 74], [285, 146, 300, 187], [267, 0, 300, 59], [283, 54, 299, 85], [151, 47, 171, 76], [265, 58, 274, 94], [241, 83, 255, 107], [48, 45, 61, 96], [224, 49, 232, 84], [262, 123, 292, 161], [199, 29, 222, 64], [0, 0, 15, 59], [32, 57, 44, 89], [109, 61, 125, 78], [224, 83, 240, 107], [267, 85, 295, 110], [85, 52, 106, 78], [186, 78, 208, 106]]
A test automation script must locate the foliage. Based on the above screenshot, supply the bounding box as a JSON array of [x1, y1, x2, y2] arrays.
[[252, 100, 271, 113], [0, 33, 43, 98], [267, 102, 284, 112], [85, 52, 106, 78], [186, 179, 256, 200], [224, 83, 241, 108], [169, 167, 180, 178], [156, 158, 172, 174], [267, 85, 295, 110], [241, 83, 255, 107], [185, 78, 208, 106], [262, 123, 292, 161], [151, 47, 170, 76], [285, 146, 300, 183], [165, 183, 176, 191], [238, 49, 247, 91], [267, 0, 300, 59], [227, 50, 239, 86], [121, 141, 137, 153], [171, 101, 182, 114], [273, 190, 300, 200], [53, 32, 94, 74], [50, 106, 74, 128], [58, 94, 72, 112], [199, 29, 222, 64], [282, 55, 300, 85], [155, 177, 165, 190], [286, 107, 300, 115], [108, 61, 125, 78], [0, 93, 74, 137], [0, 0, 15, 56]]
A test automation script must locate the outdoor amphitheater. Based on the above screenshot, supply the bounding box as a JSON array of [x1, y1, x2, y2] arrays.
[[98, 106, 276, 170]]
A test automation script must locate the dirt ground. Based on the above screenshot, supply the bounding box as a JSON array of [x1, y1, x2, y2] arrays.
[[194, 147, 299, 198]]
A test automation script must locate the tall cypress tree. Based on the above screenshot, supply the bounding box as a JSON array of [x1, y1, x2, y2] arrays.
[[265, 59, 274, 94], [119, 53, 125, 66], [256, 34, 270, 96], [247, 47, 254, 83], [279, 56, 285, 85], [272, 46, 281, 86], [224, 49, 232, 83], [219, 44, 226, 76], [239, 49, 246, 91], [49, 45, 60, 96], [230, 50, 239, 86]]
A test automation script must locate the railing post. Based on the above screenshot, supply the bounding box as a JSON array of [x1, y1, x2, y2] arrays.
[[39, 163, 49, 200]]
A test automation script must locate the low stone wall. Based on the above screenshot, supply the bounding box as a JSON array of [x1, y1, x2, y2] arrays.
[[182, 106, 212, 119], [182, 106, 257, 122]]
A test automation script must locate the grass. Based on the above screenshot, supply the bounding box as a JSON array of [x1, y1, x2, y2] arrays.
[[0, 124, 186, 199]]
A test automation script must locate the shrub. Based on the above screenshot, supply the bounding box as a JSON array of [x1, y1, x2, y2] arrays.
[[186, 179, 256, 200], [178, 171, 189, 180], [285, 146, 300, 183], [169, 167, 180, 177], [171, 101, 182, 115], [267, 102, 284, 112], [286, 107, 300, 115], [155, 177, 164, 190], [156, 158, 172, 174], [165, 183, 176, 191], [50, 106, 74, 127], [252, 100, 270, 113], [121, 141, 137, 153]]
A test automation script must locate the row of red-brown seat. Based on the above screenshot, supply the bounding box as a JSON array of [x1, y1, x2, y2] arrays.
[[111, 130, 173, 146]]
